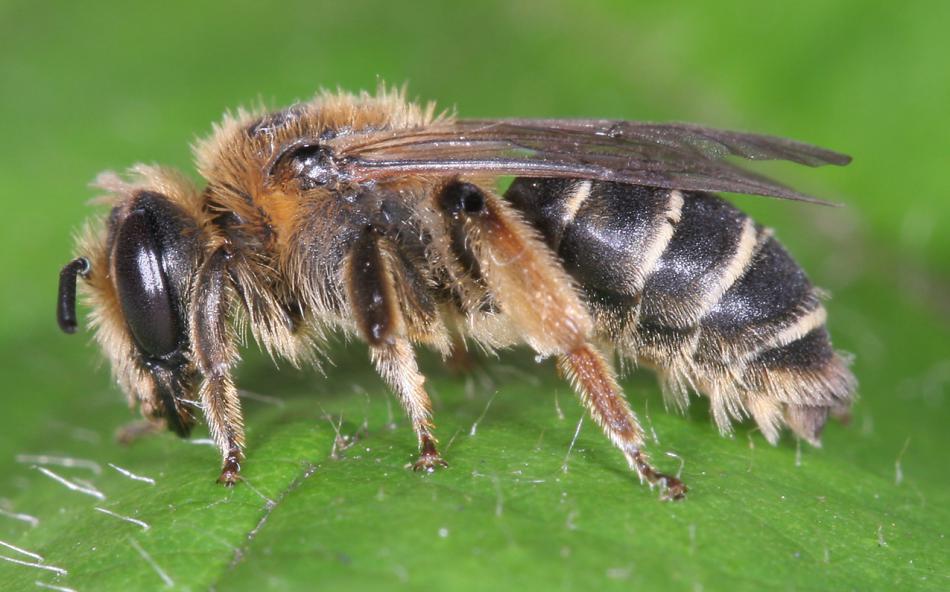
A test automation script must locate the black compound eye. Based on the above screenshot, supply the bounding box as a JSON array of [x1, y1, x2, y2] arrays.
[[113, 208, 180, 358]]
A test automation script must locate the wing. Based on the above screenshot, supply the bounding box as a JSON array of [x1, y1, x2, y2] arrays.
[[323, 119, 852, 204]]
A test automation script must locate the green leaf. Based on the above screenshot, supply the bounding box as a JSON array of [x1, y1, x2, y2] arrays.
[[1, 1, 948, 591], [3, 270, 948, 591]]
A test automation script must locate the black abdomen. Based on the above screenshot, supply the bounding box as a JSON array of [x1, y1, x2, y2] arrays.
[[506, 177, 856, 444]]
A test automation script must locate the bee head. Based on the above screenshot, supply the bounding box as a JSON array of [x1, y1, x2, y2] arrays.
[[59, 167, 210, 435]]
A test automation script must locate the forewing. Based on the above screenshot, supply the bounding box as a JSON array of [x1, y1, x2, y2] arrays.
[[326, 120, 852, 204]]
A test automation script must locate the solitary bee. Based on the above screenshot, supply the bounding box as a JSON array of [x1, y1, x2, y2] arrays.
[[57, 87, 856, 500]]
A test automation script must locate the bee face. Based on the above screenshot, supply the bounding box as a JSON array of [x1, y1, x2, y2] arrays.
[[63, 168, 210, 435], [58, 87, 856, 499]]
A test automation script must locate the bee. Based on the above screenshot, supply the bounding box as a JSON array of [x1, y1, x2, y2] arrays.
[[57, 86, 856, 500]]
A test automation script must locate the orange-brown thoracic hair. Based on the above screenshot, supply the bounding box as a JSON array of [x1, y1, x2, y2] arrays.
[[63, 87, 856, 499]]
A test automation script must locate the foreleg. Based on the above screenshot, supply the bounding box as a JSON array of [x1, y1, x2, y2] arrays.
[[191, 249, 245, 485]]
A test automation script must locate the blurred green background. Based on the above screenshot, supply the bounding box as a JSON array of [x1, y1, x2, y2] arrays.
[[1, 1, 947, 590]]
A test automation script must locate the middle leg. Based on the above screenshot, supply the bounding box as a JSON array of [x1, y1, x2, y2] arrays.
[[345, 225, 446, 471], [370, 338, 446, 471]]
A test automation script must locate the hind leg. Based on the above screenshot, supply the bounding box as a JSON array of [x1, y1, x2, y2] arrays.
[[437, 180, 686, 499], [559, 344, 687, 500]]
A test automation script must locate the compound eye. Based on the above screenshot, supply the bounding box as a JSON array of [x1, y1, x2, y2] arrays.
[[113, 209, 180, 358]]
